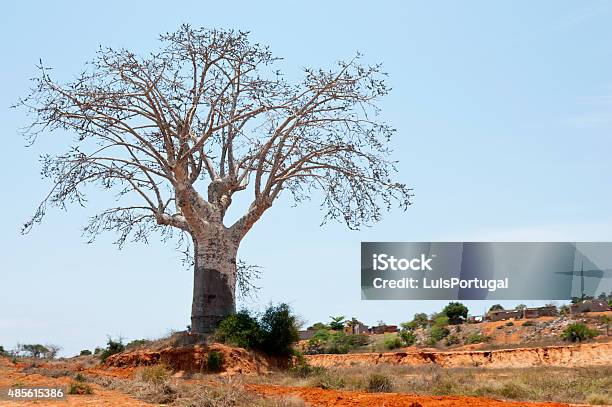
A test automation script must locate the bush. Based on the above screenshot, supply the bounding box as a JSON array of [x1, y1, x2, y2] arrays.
[[466, 333, 490, 344], [68, 382, 93, 395], [99, 338, 125, 362], [215, 303, 299, 359], [366, 373, 394, 393], [400, 330, 417, 346], [561, 323, 599, 342], [74, 373, 86, 382], [324, 332, 351, 354], [429, 326, 450, 343], [215, 310, 262, 349], [138, 365, 170, 385], [0, 346, 7, 357], [505, 321, 514, 327], [79, 350, 92, 356], [259, 303, 300, 357], [306, 331, 369, 354], [383, 335, 402, 350], [206, 351, 223, 373], [522, 320, 535, 327]]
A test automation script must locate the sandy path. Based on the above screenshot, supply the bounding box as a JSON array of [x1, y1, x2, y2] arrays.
[[248, 384, 573, 407]]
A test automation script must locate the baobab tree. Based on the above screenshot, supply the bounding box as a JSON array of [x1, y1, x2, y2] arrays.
[[17, 25, 412, 333]]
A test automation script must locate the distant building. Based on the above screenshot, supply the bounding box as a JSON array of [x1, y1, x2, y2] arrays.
[[486, 309, 522, 321], [570, 300, 611, 316], [343, 319, 369, 335], [523, 305, 558, 319]]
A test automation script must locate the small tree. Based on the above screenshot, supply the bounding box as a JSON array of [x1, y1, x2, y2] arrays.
[[489, 304, 504, 312], [443, 302, 468, 325], [21, 344, 48, 358]]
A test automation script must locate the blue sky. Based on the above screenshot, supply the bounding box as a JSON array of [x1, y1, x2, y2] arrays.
[[1, 1, 612, 356]]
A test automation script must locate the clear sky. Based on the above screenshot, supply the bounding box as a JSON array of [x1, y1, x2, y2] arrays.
[[1, 1, 612, 356]]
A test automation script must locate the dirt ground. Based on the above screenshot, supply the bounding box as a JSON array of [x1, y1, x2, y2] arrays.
[[1, 340, 610, 407], [0, 358, 150, 406], [247, 384, 573, 407]]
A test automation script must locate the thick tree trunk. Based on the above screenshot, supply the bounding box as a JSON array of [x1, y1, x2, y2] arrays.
[[191, 232, 238, 334]]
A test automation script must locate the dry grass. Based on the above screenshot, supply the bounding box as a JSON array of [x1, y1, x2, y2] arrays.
[[248, 364, 612, 404], [91, 373, 307, 407]]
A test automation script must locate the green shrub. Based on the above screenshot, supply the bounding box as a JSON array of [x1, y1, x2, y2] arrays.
[[399, 330, 417, 346], [505, 321, 514, 326], [258, 303, 300, 357], [215, 310, 262, 349], [215, 303, 299, 359], [522, 320, 535, 327], [429, 326, 450, 343], [99, 338, 125, 362], [74, 373, 86, 382], [206, 351, 223, 372], [466, 333, 490, 344], [0, 346, 7, 357], [307, 331, 370, 354], [433, 315, 449, 327], [366, 373, 394, 393], [383, 335, 402, 350], [138, 365, 170, 385], [324, 332, 351, 354], [68, 382, 93, 395], [561, 323, 599, 342], [79, 350, 92, 356], [305, 330, 331, 354]]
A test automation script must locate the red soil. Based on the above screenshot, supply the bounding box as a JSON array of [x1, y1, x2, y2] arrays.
[[104, 342, 276, 375], [248, 384, 572, 407]]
